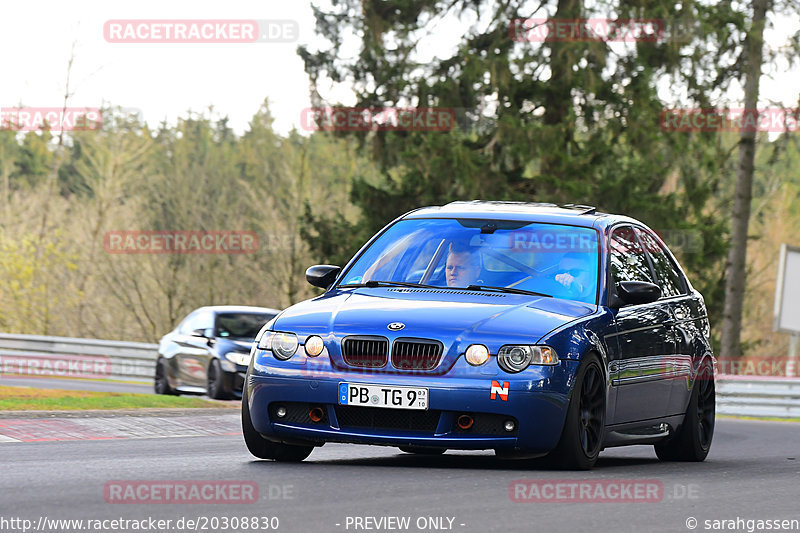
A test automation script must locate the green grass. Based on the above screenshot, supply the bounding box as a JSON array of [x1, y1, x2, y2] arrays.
[[0, 386, 237, 411], [718, 414, 800, 423]]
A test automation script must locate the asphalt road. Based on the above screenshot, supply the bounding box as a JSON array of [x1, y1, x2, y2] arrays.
[[1, 416, 798, 533]]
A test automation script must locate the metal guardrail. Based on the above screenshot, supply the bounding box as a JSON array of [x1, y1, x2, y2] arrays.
[[716, 377, 800, 418], [0, 333, 158, 383], [0, 332, 799, 416]]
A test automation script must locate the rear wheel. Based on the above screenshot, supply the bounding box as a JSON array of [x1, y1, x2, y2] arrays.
[[398, 446, 446, 455], [241, 388, 314, 462], [655, 359, 715, 462], [550, 353, 606, 470], [154, 359, 176, 395], [207, 359, 231, 400]]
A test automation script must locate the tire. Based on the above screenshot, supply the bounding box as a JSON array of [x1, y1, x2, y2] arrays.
[[241, 387, 314, 462], [398, 446, 446, 455], [207, 359, 231, 400], [154, 358, 177, 395], [549, 353, 606, 470], [655, 358, 715, 462]]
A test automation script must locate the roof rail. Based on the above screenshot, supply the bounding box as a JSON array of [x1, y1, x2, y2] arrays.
[[557, 203, 597, 215], [443, 200, 597, 215]]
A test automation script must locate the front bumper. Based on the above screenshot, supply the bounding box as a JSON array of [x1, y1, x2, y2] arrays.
[[245, 359, 577, 453], [218, 363, 247, 398]]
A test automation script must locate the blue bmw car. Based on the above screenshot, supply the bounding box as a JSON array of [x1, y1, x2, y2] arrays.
[[242, 201, 715, 469]]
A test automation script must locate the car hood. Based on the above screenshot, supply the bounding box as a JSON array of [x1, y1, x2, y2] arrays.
[[273, 288, 596, 345], [214, 338, 255, 353]]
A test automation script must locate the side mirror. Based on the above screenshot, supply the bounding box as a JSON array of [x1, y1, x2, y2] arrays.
[[191, 328, 214, 339], [306, 264, 341, 289], [614, 281, 662, 307]]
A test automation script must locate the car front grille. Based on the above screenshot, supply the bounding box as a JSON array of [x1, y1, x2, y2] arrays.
[[334, 406, 440, 432], [341, 336, 389, 368], [391, 338, 443, 371]]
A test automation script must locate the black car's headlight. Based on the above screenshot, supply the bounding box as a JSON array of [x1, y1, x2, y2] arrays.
[[257, 331, 298, 360], [225, 351, 252, 366], [497, 345, 558, 373]]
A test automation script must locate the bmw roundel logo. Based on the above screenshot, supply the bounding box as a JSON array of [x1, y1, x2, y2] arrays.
[[387, 322, 405, 331]]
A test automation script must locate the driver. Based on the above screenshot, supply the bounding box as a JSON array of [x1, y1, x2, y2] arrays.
[[553, 252, 593, 297], [445, 242, 481, 287]]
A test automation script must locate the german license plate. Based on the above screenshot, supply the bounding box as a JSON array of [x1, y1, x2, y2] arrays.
[[338, 383, 428, 410]]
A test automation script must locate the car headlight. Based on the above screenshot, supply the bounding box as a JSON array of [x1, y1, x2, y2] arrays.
[[304, 335, 324, 357], [256, 331, 298, 360], [256, 330, 272, 351], [497, 345, 558, 373], [226, 351, 252, 366], [465, 344, 490, 366]]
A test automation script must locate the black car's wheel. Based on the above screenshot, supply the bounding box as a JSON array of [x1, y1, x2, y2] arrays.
[[154, 358, 177, 395], [655, 359, 715, 462], [207, 359, 231, 400], [398, 446, 446, 455], [241, 388, 314, 462], [550, 353, 606, 470]]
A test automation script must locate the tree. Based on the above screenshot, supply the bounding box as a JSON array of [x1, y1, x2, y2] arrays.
[[0, 129, 19, 223], [298, 0, 739, 322], [720, 0, 770, 358]]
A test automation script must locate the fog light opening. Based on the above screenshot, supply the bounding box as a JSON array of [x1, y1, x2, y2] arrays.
[[309, 406, 324, 423], [504, 420, 516, 432], [457, 414, 474, 430], [275, 406, 287, 418]]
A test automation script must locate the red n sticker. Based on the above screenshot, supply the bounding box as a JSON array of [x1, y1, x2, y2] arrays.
[[490, 381, 509, 401]]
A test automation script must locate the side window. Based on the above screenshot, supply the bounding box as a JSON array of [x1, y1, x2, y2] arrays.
[[609, 226, 654, 284], [636, 229, 686, 297], [178, 312, 198, 334], [179, 311, 213, 334], [194, 312, 214, 331]]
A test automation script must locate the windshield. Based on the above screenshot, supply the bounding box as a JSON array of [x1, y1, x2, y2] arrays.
[[338, 218, 599, 304], [215, 313, 275, 340]]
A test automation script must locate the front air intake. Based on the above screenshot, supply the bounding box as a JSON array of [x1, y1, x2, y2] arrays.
[[341, 336, 389, 368], [391, 338, 444, 371]]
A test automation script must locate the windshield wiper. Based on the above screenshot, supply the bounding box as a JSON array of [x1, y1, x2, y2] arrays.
[[464, 284, 552, 298], [339, 280, 440, 289], [338, 280, 552, 297]]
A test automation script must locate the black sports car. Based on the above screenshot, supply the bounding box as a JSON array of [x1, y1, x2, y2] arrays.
[[155, 306, 278, 399]]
